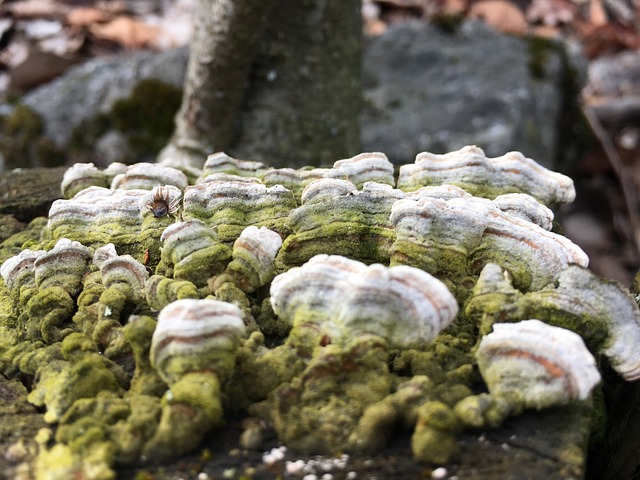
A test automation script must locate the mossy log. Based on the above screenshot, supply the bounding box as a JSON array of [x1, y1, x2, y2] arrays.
[[0, 369, 591, 480], [0, 166, 596, 479]]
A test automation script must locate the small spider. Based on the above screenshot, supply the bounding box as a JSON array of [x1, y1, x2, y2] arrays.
[[145, 185, 182, 219]]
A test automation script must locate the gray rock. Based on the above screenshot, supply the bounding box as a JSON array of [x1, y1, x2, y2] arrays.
[[21, 47, 188, 148], [361, 20, 576, 167], [14, 21, 580, 169], [584, 50, 640, 125]]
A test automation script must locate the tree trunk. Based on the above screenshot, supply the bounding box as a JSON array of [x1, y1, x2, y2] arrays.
[[231, 0, 362, 168], [158, 0, 278, 170], [159, 0, 362, 170]]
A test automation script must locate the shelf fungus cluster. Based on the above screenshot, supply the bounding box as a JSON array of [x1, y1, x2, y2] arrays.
[[1, 145, 639, 479]]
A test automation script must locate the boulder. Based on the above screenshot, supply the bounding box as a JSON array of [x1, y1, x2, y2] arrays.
[[1, 21, 583, 171]]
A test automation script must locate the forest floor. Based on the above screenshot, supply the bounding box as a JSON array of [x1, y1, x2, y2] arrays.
[[0, 0, 639, 284]]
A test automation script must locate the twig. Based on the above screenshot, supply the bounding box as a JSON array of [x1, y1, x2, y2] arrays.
[[582, 102, 640, 255]]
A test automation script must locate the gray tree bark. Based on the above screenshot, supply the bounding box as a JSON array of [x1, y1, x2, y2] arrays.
[[231, 0, 362, 168], [159, 0, 362, 170], [159, 0, 278, 167]]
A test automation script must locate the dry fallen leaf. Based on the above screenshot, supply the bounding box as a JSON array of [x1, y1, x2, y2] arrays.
[[575, 20, 640, 57], [469, 0, 528, 34], [4, 0, 68, 19], [365, 18, 388, 35], [89, 15, 164, 50], [66, 7, 113, 27], [589, 0, 609, 26], [529, 24, 564, 37], [441, 0, 468, 16]]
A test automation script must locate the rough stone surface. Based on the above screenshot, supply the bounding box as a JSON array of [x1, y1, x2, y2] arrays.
[[20, 47, 188, 148], [362, 20, 572, 166], [8, 20, 580, 170], [584, 50, 640, 125]]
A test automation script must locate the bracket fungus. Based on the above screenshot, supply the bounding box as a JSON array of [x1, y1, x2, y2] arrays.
[[110, 162, 189, 191], [262, 151, 394, 200], [397, 145, 576, 205], [477, 320, 600, 408], [211, 225, 283, 294], [270, 254, 458, 349], [0, 145, 635, 478], [390, 193, 588, 291], [182, 180, 296, 243], [266, 255, 460, 453], [467, 263, 640, 381], [158, 218, 231, 287], [143, 298, 247, 460], [60, 161, 121, 199], [150, 298, 246, 385], [201, 151, 270, 178], [276, 180, 405, 268]]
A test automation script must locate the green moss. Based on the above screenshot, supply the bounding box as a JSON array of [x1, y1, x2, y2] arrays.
[[145, 276, 200, 311], [453, 393, 522, 429], [172, 244, 233, 287], [123, 316, 166, 396], [523, 297, 609, 353], [527, 36, 557, 80], [255, 297, 291, 339], [68, 112, 112, 162], [432, 14, 464, 33], [69, 78, 182, 164], [25, 286, 76, 344], [36, 437, 117, 480], [142, 372, 223, 460], [411, 401, 459, 464], [0, 215, 26, 243], [0, 104, 65, 169], [277, 226, 393, 270], [27, 354, 123, 423], [110, 79, 182, 158], [0, 217, 47, 265], [266, 340, 394, 453], [228, 340, 304, 411]]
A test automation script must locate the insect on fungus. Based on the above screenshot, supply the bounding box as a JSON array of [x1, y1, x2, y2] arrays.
[[144, 185, 182, 219]]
